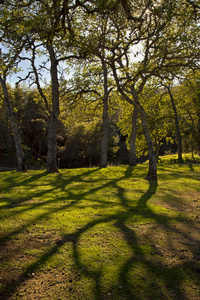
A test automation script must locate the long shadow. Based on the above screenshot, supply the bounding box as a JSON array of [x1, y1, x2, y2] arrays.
[[70, 178, 199, 299], [114, 180, 200, 299], [0, 171, 49, 192], [0, 166, 200, 299], [0, 166, 138, 298], [68, 176, 199, 299], [0, 167, 103, 246], [158, 163, 200, 184], [0, 166, 133, 244], [0, 167, 100, 212]]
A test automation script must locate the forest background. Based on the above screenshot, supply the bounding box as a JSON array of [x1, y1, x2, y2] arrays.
[[0, 0, 200, 179]]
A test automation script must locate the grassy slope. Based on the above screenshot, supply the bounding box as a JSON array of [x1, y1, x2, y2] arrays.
[[0, 155, 200, 299]]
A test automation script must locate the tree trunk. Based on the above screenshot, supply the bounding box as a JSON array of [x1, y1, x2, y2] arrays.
[[138, 103, 157, 180], [0, 77, 27, 171], [47, 44, 59, 173], [155, 137, 160, 160], [197, 112, 200, 156], [100, 97, 108, 167], [168, 87, 183, 163], [47, 113, 58, 172], [129, 105, 138, 166], [131, 86, 157, 180], [100, 59, 109, 168], [111, 62, 157, 179]]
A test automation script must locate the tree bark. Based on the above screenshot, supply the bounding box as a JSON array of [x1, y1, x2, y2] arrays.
[[0, 77, 27, 171], [46, 44, 59, 172], [167, 86, 183, 163], [138, 102, 157, 180], [131, 86, 157, 180], [47, 113, 58, 172], [197, 112, 200, 156], [129, 105, 138, 166], [100, 97, 108, 167], [111, 62, 157, 180], [100, 59, 109, 168]]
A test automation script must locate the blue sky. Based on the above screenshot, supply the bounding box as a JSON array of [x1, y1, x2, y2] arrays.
[[7, 54, 51, 86], [3, 42, 143, 87]]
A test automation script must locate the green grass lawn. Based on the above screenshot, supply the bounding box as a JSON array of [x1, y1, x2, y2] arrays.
[[0, 155, 200, 299]]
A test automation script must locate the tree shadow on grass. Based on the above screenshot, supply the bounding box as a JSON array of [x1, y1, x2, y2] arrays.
[[0, 167, 200, 299], [0, 167, 100, 211], [116, 179, 200, 299]]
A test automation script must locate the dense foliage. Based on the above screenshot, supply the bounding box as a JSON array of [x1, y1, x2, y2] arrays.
[[0, 0, 200, 176], [1, 73, 200, 169]]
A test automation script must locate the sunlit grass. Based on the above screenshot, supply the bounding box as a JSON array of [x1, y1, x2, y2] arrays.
[[0, 157, 200, 299]]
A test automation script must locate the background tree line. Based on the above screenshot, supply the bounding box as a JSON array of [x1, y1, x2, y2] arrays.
[[0, 71, 200, 168], [0, 0, 200, 180]]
